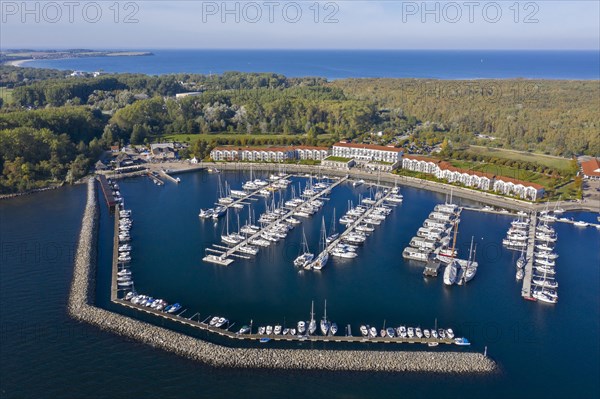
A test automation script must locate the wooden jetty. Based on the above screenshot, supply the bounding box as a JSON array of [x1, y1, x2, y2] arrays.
[[147, 172, 164, 185]]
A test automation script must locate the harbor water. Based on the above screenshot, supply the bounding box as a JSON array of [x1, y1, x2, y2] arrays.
[[1, 170, 598, 398]]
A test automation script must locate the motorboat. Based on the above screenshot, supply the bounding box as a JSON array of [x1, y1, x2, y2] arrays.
[[198, 208, 214, 219]]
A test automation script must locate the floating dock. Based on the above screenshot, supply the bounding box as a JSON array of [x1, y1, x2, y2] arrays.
[[521, 213, 537, 299], [203, 176, 348, 265], [322, 187, 394, 256]]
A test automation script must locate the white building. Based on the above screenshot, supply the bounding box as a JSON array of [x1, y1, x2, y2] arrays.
[[493, 177, 544, 200], [332, 142, 403, 164], [210, 146, 329, 162]]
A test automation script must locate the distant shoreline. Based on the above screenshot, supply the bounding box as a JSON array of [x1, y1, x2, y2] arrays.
[[1, 51, 153, 67]]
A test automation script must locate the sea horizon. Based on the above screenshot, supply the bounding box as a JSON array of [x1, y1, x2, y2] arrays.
[[15, 49, 600, 80]]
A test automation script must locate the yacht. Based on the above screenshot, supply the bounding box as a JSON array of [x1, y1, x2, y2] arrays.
[[209, 316, 219, 326], [258, 326, 266, 335], [198, 208, 214, 219], [274, 325, 282, 335], [415, 327, 423, 338], [407, 327, 414, 338], [308, 301, 317, 335], [320, 300, 331, 336], [532, 290, 558, 304], [353, 179, 365, 187], [237, 325, 251, 335], [297, 321, 306, 335], [360, 325, 369, 337], [402, 247, 430, 262], [423, 329, 431, 338], [212, 205, 227, 219], [443, 260, 459, 286], [516, 269, 524, 280], [398, 326, 407, 338], [311, 218, 329, 270], [369, 327, 378, 338], [454, 337, 471, 346], [329, 323, 338, 336], [294, 228, 314, 268], [386, 328, 396, 338], [266, 326, 273, 335], [573, 220, 588, 227]]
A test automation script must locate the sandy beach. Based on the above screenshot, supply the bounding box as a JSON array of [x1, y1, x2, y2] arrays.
[[4, 59, 33, 67]]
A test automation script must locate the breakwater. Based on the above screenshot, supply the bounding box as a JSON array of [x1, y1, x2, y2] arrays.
[[68, 177, 498, 374]]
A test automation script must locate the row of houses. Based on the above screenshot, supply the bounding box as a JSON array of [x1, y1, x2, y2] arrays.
[[402, 154, 545, 200], [210, 146, 329, 162]]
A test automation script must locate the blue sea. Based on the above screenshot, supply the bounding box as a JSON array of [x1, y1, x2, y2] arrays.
[[21, 50, 600, 79], [1, 171, 599, 398]]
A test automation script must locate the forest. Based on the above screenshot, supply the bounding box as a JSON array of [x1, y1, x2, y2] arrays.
[[0, 65, 597, 193]]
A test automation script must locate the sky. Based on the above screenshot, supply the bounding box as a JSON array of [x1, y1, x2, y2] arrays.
[[1, 1, 599, 50]]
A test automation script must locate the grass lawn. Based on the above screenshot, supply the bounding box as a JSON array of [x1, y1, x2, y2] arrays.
[[449, 160, 561, 189], [325, 156, 353, 162], [467, 145, 572, 172]]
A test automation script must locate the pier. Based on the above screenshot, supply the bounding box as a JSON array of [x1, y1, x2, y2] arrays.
[[521, 213, 537, 299], [114, 298, 456, 345], [146, 172, 164, 185], [203, 175, 348, 266], [222, 174, 293, 210], [97, 175, 116, 211], [321, 187, 394, 256], [110, 211, 120, 300], [159, 169, 180, 184]]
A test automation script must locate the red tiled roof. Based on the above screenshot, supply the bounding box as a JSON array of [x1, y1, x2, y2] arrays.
[[581, 158, 600, 177], [333, 142, 403, 153]]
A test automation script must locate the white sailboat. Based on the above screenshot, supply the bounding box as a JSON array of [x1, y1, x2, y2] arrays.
[[320, 300, 330, 336], [294, 228, 314, 268], [308, 301, 317, 335], [311, 217, 329, 270]]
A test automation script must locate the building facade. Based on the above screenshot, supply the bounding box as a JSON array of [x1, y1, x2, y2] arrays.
[[332, 142, 403, 164], [210, 146, 329, 162], [401, 154, 543, 200]]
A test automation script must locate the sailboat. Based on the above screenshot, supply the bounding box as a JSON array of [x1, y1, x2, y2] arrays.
[[320, 300, 331, 336], [516, 246, 526, 269], [308, 300, 317, 335], [553, 196, 565, 214], [326, 209, 339, 244], [460, 238, 478, 284], [311, 217, 329, 270], [294, 228, 314, 268], [443, 220, 459, 286]]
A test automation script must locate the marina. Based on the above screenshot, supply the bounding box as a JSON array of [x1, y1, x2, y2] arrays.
[[202, 174, 347, 266]]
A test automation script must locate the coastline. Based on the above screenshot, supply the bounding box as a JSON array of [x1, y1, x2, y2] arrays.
[[4, 59, 33, 67], [68, 177, 498, 374]]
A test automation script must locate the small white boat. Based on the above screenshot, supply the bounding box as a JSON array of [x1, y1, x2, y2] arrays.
[[573, 220, 588, 227]]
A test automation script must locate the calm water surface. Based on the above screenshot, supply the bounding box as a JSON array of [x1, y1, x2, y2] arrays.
[[1, 171, 598, 398], [22, 50, 600, 80]]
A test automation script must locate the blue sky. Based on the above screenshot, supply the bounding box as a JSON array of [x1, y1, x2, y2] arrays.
[[1, 1, 599, 49]]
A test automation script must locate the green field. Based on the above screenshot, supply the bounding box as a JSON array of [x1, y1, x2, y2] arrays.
[[449, 160, 560, 188], [466, 145, 572, 171]]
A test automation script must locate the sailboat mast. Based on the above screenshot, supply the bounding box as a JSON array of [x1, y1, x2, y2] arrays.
[[450, 220, 459, 259]]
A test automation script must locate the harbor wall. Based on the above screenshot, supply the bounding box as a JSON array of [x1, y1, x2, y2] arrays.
[[68, 177, 498, 374]]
